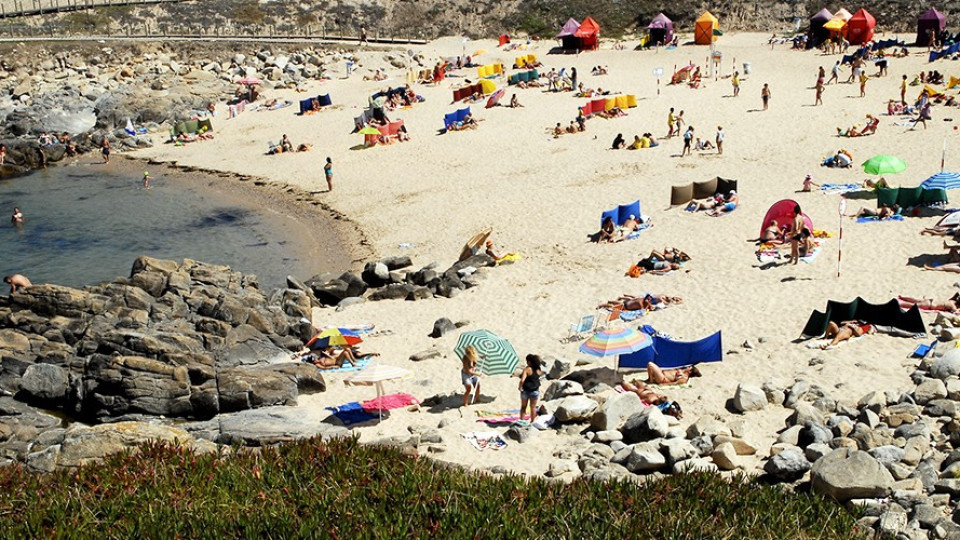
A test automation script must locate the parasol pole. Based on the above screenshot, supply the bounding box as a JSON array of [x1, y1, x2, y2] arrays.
[[943, 138, 947, 173], [838, 198, 847, 278]]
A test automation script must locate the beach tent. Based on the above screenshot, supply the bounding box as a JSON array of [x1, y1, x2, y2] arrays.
[[760, 199, 812, 238], [846, 9, 876, 45], [575, 17, 601, 50], [557, 18, 581, 51], [694, 12, 719, 45], [808, 8, 834, 48], [670, 177, 738, 206], [174, 118, 212, 136], [876, 186, 948, 208], [618, 331, 723, 370], [600, 200, 641, 227], [823, 18, 846, 37], [917, 8, 947, 46], [498, 34, 510, 47], [834, 8, 853, 21], [802, 298, 925, 338], [647, 13, 674, 46]]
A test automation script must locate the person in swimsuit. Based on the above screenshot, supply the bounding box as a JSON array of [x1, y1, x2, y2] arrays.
[[101, 139, 110, 163], [10, 207, 23, 224], [3, 274, 31, 294], [850, 204, 900, 220], [821, 320, 875, 349], [898, 293, 960, 313], [686, 196, 720, 212], [324, 157, 333, 191], [788, 204, 805, 265], [707, 191, 739, 216], [646, 363, 701, 385], [518, 354, 542, 422], [599, 293, 683, 311], [761, 83, 771, 110], [312, 346, 357, 369], [461, 346, 482, 407], [621, 378, 669, 404], [599, 216, 618, 243]]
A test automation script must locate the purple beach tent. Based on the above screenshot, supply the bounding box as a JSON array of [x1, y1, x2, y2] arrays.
[[808, 8, 833, 49], [917, 8, 947, 46], [557, 18, 581, 51], [647, 13, 674, 46]]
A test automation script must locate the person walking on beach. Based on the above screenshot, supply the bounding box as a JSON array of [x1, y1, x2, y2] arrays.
[[715, 126, 724, 155], [900, 74, 908, 105], [3, 274, 30, 294], [324, 157, 333, 191], [667, 107, 676, 137], [674, 110, 685, 135], [731, 70, 740, 97], [816, 66, 825, 86], [815, 80, 824, 106], [761, 83, 771, 110], [827, 61, 840, 85], [460, 346, 482, 407], [912, 101, 932, 130], [859, 71, 868, 97], [101, 139, 110, 163], [518, 354, 542, 422], [681, 126, 694, 157]]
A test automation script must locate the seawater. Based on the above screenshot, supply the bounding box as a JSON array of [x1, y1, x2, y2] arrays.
[[0, 161, 344, 290]]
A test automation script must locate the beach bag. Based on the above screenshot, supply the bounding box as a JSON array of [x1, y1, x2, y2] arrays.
[[626, 264, 644, 278]]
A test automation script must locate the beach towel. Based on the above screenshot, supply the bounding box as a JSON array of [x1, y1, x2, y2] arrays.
[[856, 215, 904, 223], [495, 253, 522, 265], [326, 402, 379, 425], [820, 183, 865, 195], [476, 409, 522, 425], [800, 243, 823, 264], [361, 393, 420, 412], [298, 355, 371, 373], [461, 431, 508, 451]]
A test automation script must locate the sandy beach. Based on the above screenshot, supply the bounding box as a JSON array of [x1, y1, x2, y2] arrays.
[[133, 31, 960, 477]]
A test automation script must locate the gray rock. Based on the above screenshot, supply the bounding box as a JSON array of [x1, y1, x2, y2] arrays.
[[712, 442, 740, 470], [431, 318, 456, 338], [914, 378, 948, 405], [924, 399, 957, 417], [929, 352, 960, 379], [659, 438, 698, 466], [219, 406, 348, 446], [804, 443, 832, 463], [858, 408, 881, 428], [19, 363, 70, 402], [733, 383, 766, 412], [776, 425, 803, 445], [712, 434, 757, 455], [869, 445, 906, 465], [368, 283, 415, 301], [673, 458, 719, 474], [762, 381, 785, 406], [878, 508, 908, 537], [763, 446, 811, 481], [787, 402, 825, 427], [811, 448, 895, 502], [546, 459, 578, 478], [622, 407, 669, 444], [590, 392, 641, 431], [25, 444, 60, 473], [506, 423, 537, 444], [380, 256, 412, 271], [543, 380, 583, 401], [554, 395, 599, 423], [850, 423, 894, 451], [784, 379, 810, 407], [594, 430, 623, 443], [685, 416, 732, 439], [546, 356, 573, 380], [409, 348, 442, 362], [625, 441, 666, 473], [912, 504, 943, 528], [798, 422, 834, 448], [858, 391, 887, 412]]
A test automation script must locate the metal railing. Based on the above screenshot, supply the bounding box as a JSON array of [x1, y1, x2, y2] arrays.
[[0, 0, 185, 19]]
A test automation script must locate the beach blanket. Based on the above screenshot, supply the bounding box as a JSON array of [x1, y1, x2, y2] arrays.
[[804, 335, 864, 350], [495, 253, 522, 265], [476, 409, 522, 425], [821, 183, 865, 195], [461, 431, 508, 451], [800, 244, 823, 264], [326, 402, 379, 425], [319, 323, 376, 334], [361, 393, 420, 412], [856, 215, 905, 223]]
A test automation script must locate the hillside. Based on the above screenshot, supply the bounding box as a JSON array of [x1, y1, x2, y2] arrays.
[[3, 1, 958, 40]]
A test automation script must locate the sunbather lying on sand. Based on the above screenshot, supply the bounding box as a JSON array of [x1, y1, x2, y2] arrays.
[[646, 363, 701, 385], [635, 257, 680, 274], [921, 225, 960, 237], [820, 320, 875, 349], [686, 196, 722, 212], [707, 191, 739, 216], [849, 204, 900, 219], [649, 247, 690, 263], [619, 380, 683, 418], [898, 293, 960, 313], [599, 293, 683, 311]]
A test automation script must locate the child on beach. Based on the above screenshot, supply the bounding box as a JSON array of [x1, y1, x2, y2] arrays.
[[801, 174, 819, 192], [518, 354, 542, 422]]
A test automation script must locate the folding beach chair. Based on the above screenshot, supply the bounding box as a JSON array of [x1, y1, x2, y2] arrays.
[[910, 339, 937, 359], [567, 314, 597, 342], [598, 305, 622, 330]]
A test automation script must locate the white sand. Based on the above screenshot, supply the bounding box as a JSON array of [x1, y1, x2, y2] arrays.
[[134, 32, 960, 477]]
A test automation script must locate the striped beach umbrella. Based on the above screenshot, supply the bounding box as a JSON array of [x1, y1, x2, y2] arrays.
[[921, 171, 960, 190], [306, 328, 362, 350], [454, 330, 519, 376], [580, 327, 652, 357]]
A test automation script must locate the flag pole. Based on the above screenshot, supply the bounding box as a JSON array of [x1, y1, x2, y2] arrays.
[[943, 138, 947, 173]]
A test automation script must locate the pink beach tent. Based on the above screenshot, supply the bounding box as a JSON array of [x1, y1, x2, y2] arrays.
[[761, 199, 813, 238]]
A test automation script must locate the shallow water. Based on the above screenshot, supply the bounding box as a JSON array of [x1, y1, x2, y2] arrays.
[[0, 161, 342, 290]]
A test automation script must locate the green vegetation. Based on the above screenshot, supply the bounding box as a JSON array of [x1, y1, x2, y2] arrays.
[[0, 437, 859, 538], [233, 0, 265, 26]]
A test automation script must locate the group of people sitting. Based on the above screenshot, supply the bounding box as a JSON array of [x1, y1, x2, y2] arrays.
[[685, 191, 739, 217], [268, 134, 311, 154], [821, 149, 853, 168], [919, 70, 946, 85], [836, 114, 879, 137], [599, 292, 683, 312], [554, 117, 587, 137], [591, 65, 609, 76], [612, 133, 659, 150], [576, 84, 613, 98], [598, 215, 645, 243], [887, 100, 917, 116], [297, 341, 380, 370], [363, 69, 389, 81]]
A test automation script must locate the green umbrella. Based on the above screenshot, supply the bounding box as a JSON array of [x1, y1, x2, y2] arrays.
[[454, 329, 519, 376], [862, 155, 907, 175]]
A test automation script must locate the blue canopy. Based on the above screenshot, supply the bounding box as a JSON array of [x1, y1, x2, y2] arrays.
[[921, 172, 960, 190], [617, 329, 722, 370]]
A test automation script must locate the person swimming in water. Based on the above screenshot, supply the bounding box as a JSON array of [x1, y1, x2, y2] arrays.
[[11, 207, 23, 224]]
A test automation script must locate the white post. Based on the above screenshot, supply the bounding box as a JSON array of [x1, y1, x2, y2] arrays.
[[838, 198, 847, 278]]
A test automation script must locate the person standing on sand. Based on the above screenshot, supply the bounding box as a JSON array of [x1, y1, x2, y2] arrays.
[[667, 107, 676, 137], [324, 157, 333, 191], [518, 354, 542, 423], [816, 66, 825, 86], [461, 346, 482, 407], [788, 204, 804, 265], [859, 71, 868, 97], [681, 126, 694, 157], [731, 70, 740, 97], [900, 74, 907, 105], [674, 110, 685, 135], [815, 80, 824, 106], [761, 83, 771, 110], [101, 139, 110, 163], [3, 274, 30, 294], [715, 126, 724, 155], [827, 61, 840, 85]]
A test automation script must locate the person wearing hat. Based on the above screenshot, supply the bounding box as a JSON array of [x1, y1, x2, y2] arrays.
[[801, 174, 819, 192], [485, 239, 517, 263], [142, 171, 150, 189]]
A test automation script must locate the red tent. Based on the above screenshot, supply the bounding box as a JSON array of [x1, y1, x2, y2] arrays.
[[846, 8, 876, 45], [498, 34, 510, 47], [760, 200, 813, 238], [574, 17, 600, 50]]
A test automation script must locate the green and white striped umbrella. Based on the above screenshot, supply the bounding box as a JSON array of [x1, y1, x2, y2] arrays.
[[454, 329, 519, 376]]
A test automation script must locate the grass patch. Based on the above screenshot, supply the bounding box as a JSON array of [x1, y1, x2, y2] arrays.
[[0, 437, 859, 537]]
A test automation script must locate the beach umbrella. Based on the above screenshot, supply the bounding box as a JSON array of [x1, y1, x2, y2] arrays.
[[579, 327, 652, 358], [306, 328, 362, 350], [459, 227, 493, 261], [454, 330, 519, 376], [862, 155, 907, 175], [358, 126, 381, 135], [921, 171, 960, 190], [345, 364, 413, 421], [235, 77, 262, 85], [486, 89, 505, 109]]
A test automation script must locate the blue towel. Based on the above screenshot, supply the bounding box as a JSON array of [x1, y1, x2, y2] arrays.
[[326, 402, 378, 425], [856, 215, 904, 223], [620, 309, 645, 321]]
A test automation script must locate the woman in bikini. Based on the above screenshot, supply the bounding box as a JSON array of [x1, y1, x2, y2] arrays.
[[646, 363, 701, 385], [821, 320, 875, 349], [898, 293, 960, 313], [599, 293, 683, 312], [312, 346, 357, 369]]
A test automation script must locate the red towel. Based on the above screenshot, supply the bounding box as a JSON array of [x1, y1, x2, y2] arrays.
[[361, 393, 420, 412]]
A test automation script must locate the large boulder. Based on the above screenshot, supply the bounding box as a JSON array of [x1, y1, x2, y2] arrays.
[[810, 448, 895, 502], [554, 395, 599, 423], [591, 392, 641, 431], [216, 406, 349, 446], [543, 380, 583, 401], [57, 421, 203, 468], [18, 363, 70, 403], [217, 363, 324, 412], [625, 441, 666, 473], [763, 446, 810, 481], [621, 407, 669, 444], [733, 384, 767, 412], [930, 351, 960, 380]]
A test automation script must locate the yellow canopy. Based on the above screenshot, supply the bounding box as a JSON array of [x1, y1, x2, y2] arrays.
[[823, 18, 846, 31]]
